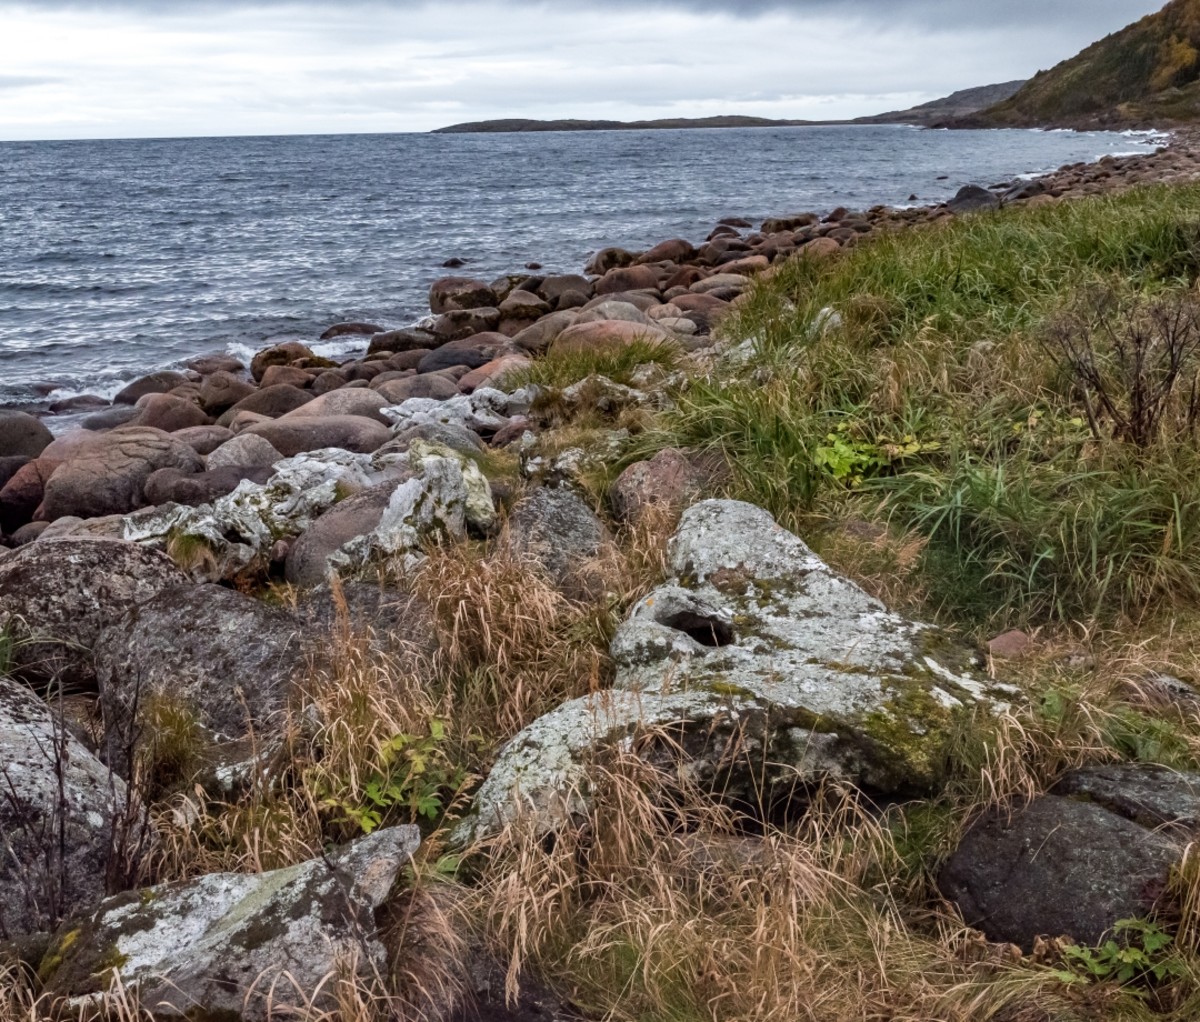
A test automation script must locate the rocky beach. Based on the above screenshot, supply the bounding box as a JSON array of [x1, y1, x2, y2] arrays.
[[7, 126, 1200, 1021]]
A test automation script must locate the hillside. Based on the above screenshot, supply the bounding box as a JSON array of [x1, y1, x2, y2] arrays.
[[969, 0, 1200, 127], [856, 80, 1027, 124]]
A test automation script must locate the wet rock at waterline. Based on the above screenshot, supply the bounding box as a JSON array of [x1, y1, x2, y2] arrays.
[[40, 826, 421, 1021], [461, 499, 1020, 841]]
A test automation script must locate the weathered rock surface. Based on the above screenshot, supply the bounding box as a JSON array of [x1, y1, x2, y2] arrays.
[[939, 780, 1195, 950], [95, 583, 305, 749], [0, 539, 187, 688], [206, 432, 284, 471], [244, 414, 390, 457], [610, 448, 704, 519], [142, 465, 273, 508], [41, 428, 204, 521], [41, 826, 421, 1020], [0, 411, 53, 459], [114, 371, 189, 405], [286, 480, 410, 587], [430, 277, 498, 314], [296, 580, 439, 658], [463, 500, 1019, 840], [129, 393, 211, 433], [281, 387, 392, 424], [0, 675, 133, 937], [507, 486, 609, 600]]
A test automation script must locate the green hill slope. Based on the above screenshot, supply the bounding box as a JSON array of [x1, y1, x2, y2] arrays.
[[971, 0, 1200, 127]]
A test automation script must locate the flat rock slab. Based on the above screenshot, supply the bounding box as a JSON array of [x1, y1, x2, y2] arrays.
[[462, 500, 1018, 841]]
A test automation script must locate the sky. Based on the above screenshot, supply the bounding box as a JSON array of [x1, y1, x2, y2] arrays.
[[0, 0, 1169, 141]]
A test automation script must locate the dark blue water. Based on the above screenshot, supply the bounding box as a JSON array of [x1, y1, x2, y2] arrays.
[[0, 125, 1165, 411]]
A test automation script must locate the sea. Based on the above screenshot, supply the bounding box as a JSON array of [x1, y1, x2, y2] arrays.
[[0, 124, 1168, 420]]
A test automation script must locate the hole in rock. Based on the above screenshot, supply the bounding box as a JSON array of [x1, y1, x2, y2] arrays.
[[660, 611, 734, 648]]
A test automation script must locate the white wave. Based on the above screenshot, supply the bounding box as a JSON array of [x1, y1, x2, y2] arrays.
[[45, 379, 130, 403]]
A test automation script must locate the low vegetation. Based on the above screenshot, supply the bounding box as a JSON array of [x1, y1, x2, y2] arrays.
[[12, 184, 1200, 1021]]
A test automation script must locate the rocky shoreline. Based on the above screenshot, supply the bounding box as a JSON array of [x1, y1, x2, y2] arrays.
[[4, 129, 1200, 1018]]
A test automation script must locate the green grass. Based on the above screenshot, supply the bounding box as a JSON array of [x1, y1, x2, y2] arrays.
[[508, 337, 681, 392], [664, 184, 1200, 627]]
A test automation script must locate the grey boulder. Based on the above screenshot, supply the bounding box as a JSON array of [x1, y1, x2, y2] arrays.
[[0, 675, 133, 937], [0, 411, 53, 459], [41, 826, 420, 1021], [462, 500, 1019, 841], [0, 539, 187, 688], [507, 486, 610, 600]]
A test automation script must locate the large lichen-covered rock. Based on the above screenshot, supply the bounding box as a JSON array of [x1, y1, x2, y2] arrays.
[[380, 386, 534, 437], [461, 500, 1019, 841], [507, 485, 610, 600], [0, 675, 134, 937], [42, 826, 420, 1018], [0, 539, 187, 688]]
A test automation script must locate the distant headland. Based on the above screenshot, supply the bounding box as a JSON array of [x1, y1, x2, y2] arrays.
[[432, 81, 1027, 134]]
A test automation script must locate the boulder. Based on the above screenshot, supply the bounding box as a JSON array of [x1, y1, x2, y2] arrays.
[[95, 583, 305, 748], [81, 406, 140, 431], [459, 354, 532, 393], [0, 455, 30, 492], [367, 327, 439, 356], [41, 827, 421, 1021], [41, 428, 204, 520], [130, 393, 211, 433], [432, 308, 502, 342], [143, 465, 273, 508], [381, 422, 485, 458], [281, 387, 391, 424], [938, 770, 1199, 950], [429, 277, 498, 315], [172, 425, 234, 456], [947, 185, 1001, 214], [296, 580, 438, 658], [637, 238, 697, 264], [507, 486, 610, 600], [463, 500, 1019, 840], [595, 264, 661, 296], [585, 247, 637, 275], [581, 290, 661, 313], [0, 539, 187, 688], [380, 388, 526, 437], [576, 300, 653, 326], [249, 341, 315, 383], [418, 346, 494, 375], [551, 320, 673, 355], [113, 371, 188, 406], [319, 321, 382, 339], [244, 415, 390, 457], [286, 480, 411, 587], [376, 374, 460, 404], [0, 411, 53, 459], [511, 310, 580, 354], [205, 433, 283, 470], [690, 273, 748, 294], [185, 353, 244, 376], [610, 448, 704, 519], [216, 384, 313, 426], [258, 364, 314, 390], [199, 371, 256, 416], [0, 675, 134, 937], [537, 274, 593, 306], [0, 460, 55, 533], [288, 443, 494, 584]]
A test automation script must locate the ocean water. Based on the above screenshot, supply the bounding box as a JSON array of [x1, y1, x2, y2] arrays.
[[0, 125, 1166, 413]]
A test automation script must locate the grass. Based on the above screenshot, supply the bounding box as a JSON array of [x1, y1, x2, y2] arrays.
[[13, 183, 1200, 1022]]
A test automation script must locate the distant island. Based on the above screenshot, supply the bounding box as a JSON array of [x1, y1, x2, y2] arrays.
[[432, 81, 1027, 134]]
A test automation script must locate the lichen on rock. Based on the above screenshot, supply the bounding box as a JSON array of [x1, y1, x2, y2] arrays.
[[460, 500, 1020, 842]]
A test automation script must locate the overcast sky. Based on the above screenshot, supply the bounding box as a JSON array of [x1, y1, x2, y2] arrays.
[[0, 1, 1167, 140]]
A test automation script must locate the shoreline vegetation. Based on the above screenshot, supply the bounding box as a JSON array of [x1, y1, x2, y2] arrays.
[[7, 128, 1200, 1022]]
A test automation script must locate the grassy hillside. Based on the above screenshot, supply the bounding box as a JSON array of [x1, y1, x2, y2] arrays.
[[974, 0, 1200, 126]]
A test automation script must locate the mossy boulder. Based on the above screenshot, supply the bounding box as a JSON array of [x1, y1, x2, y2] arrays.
[[461, 500, 1019, 841]]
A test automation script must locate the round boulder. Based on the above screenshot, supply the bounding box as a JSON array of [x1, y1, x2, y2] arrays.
[[114, 371, 189, 406], [0, 411, 53, 459], [244, 415, 390, 457], [429, 277, 498, 315], [41, 427, 204, 520]]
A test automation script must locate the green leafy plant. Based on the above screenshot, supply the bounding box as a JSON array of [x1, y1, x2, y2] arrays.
[[1055, 919, 1186, 991], [328, 720, 467, 833]]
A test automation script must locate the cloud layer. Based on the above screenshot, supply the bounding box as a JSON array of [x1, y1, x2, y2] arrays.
[[0, 1, 1165, 140]]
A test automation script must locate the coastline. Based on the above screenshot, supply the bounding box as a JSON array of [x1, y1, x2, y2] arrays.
[[8, 125, 1189, 437]]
